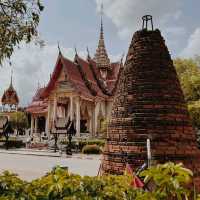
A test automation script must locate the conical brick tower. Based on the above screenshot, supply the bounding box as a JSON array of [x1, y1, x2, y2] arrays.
[[101, 16, 200, 189]]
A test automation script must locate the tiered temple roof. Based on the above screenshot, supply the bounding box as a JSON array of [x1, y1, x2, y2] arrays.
[[94, 18, 110, 70], [26, 19, 122, 114], [26, 87, 48, 114], [1, 74, 19, 106]]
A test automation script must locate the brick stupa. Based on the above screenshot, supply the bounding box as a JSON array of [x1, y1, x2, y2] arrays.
[[101, 19, 200, 189]]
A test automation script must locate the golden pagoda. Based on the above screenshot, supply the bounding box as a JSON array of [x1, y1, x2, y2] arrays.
[[1, 71, 19, 112]]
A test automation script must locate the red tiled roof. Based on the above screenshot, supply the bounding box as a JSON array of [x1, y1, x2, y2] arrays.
[[26, 99, 48, 114], [108, 62, 121, 80], [76, 57, 108, 98], [27, 53, 122, 114], [32, 88, 46, 101], [62, 56, 96, 99], [87, 58, 122, 96], [107, 62, 122, 92]]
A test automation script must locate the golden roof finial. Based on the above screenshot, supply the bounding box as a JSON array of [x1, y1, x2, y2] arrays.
[[58, 41, 62, 55], [94, 2, 110, 70]]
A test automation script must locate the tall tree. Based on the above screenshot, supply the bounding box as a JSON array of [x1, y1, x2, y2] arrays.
[[174, 57, 200, 136], [10, 111, 28, 135], [174, 58, 200, 102], [0, 0, 44, 65]]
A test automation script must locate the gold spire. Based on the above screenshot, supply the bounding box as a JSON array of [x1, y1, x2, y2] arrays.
[[9, 69, 14, 90], [94, 3, 110, 69], [1, 68, 19, 106]]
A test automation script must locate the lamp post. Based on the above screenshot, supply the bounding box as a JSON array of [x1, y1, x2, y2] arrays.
[[50, 129, 58, 153], [65, 120, 76, 155]]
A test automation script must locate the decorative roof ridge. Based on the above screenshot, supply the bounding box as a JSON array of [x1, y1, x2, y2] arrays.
[[87, 57, 112, 96], [110, 58, 124, 94], [61, 53, 77, 66], [74, 55, 97, 96], [41, 52, 63, 98], [74, 55, 89, 64], [32, 86, 46, 101]]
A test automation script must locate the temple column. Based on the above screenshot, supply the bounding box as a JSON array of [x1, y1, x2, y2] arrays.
[[76, 97, 80, 137], [35, 117, 38, 133], [89, 118, 93, 136], [91, 105, 95, 137], [53, 96, 57, 123], [94, 102, 100, 136], [31, 116, 34, 136], [88, 107, 93, 136], [45, 102, 50, 138], [70, 96, 73, 120]]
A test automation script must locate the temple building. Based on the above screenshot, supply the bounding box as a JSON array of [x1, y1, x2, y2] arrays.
[[1, 72, 19, 112], [26, 17, 123, 139]]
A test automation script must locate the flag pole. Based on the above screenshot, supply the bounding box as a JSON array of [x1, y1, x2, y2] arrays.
[[147, 138, 151, 168]]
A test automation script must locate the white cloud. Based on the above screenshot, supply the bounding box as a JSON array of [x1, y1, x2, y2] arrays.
[[180, 28, 200, 58], [0, 41, 118, 107], [95, 0, 184, 42], [0, 43, 76, 106]]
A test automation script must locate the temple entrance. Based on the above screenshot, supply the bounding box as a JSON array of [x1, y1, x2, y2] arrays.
[[80, 120, 88, 133], [57, 97, 70, 119], [38, 116, 46, 133], [80, 104, 90, 134], [97, 105, 105, 135]]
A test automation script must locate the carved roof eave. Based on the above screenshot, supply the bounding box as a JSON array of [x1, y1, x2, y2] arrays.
[[1, 92, 19, 106], [87, 57, 123, 96]]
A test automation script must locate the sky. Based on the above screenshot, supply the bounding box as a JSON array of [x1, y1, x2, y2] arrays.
[[1, 0, 200, 106]]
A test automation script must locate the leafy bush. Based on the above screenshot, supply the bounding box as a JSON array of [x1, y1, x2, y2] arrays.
[[0, 162, 196, 200], [0, 140, 25, 148], [86, 139, 105, 147], [82, 144, 102, 154], [0, 171, 27, 199], [60, 139, 105, 152], [140, 162, 193, 199], [78, 139, 105, 150], [188, 101, 200, 129]]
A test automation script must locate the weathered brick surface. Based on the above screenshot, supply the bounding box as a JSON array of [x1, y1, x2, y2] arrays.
[[101, 29, 200, 190]]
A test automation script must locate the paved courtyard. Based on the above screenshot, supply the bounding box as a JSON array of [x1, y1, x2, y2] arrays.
[[0, 152, 101, 181]]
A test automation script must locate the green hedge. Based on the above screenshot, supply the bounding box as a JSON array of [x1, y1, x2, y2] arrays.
[[60, 139, 105, 151], [0, 140, 25, 148], [82, 144, 102, 154], [0, 163, 196, 200]]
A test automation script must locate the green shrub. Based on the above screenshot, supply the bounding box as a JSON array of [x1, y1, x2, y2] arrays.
[[0, 163, 196, 200], [82, 144, 102, 154], [0, 140, 25, 148], [60, 139, 105, 152], [0, 171, 27, 199], [86, 139, 105, 147]]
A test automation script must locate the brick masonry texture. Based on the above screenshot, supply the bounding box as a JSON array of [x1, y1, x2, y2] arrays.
[[101, 29, 200, 190]]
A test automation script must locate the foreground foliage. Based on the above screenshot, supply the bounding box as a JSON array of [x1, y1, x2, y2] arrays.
[[0, 0, 44, 65], [0, 162, 196, 200]]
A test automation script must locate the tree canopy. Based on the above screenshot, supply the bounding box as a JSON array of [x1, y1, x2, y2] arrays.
[[174, 57, 200, 130], [0, 0, 44, 65], [174, 58, 200, 102], [9, 111, 28, 134]]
